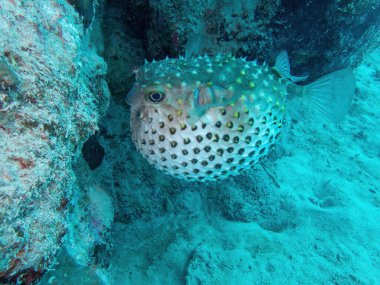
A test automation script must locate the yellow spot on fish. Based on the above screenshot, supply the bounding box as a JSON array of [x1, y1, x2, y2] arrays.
[[240, 95, 247, 102], [166, 83, 173, 88], [233, 112, 240, 118], [249, 94, 255, 101], [226, 121, 233, 128], [249, 81, 255, 88], [207, 81, 213, 86], [236, 77, 242, 84], [177, 99, 183, 105], [177, 109, 183, 116], [228, 86, 234, 91], [240, 69, 246, 75]]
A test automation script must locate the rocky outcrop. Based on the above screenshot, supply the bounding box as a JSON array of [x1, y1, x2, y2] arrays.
[[0, 0, 109, 283]]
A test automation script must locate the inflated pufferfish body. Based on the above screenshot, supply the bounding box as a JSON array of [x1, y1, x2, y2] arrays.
[[127, 52, 355, 182]]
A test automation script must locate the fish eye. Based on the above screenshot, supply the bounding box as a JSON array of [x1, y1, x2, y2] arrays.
[[147, 91, 165, 103]]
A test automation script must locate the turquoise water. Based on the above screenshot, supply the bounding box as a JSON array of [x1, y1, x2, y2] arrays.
[[0, 1, 379, 284]]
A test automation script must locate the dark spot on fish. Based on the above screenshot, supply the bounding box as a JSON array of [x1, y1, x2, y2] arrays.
[[204, 145, 211, 152], [227, 147, 234, 153], [159, 122, 165, 128], [248, 150, 255, 156], [226, 121, 233, 128], [170, 127, 176, 135], [255, 140, 262, 147], [206, 170, 213, 175], [206, 132, 212, 140], [184, 171, 190, 175], [168, 114, 174, 121], [259, 147, 266, 154], [227, 158, 234, 163], [238, 158, 245, 164], [269, 135, 274, 142], [191, 158, 198, 164], [265, 128, 271, 136], [201, 160, 208, 166], [275, 132, 281, 139], [217, 148, 224, 156], [212, 134, 219, 142], [254, 127, 260, 135], [152, 129, 157, 134], [149, 140, 155, 145], [193, 169, 200, 174], [273, 116, 278, 124], [233, 136, 239, 144], [220, 109, 227, 116], [221, 170, 227, 175], [194, 148, 200, 154], [148, 117, 153, 123], [171, 141, 177, 148], [245, 136, 251, 144], [182, 162, 188, 167], [181, 124, 187, 130], [159, 135, 165, 141], [208, 155, 215, 161], [159, 148, 166, 153], [215, 121, 222, 128], [248, 118, 254, 126], [173, 165, 179, 169], [149, 150, 154, 155], [262, 116, 267, 124], [184, 138, 191, 144], [198, 176, 204, 180], [214, 163, 222, 169], [223, 134, 230, 142], [191, 125, 197, 131], [141, 139, 146, 145], [202, 123, 207, 129], [238, 148, 245, 155], [196, 135, 203, 142], [171, 154, 177, 159], [230, 166, 237, 170], [238, 125, 244, 132]]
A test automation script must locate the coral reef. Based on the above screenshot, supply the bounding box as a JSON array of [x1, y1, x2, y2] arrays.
[[0, 0, 109, 283]]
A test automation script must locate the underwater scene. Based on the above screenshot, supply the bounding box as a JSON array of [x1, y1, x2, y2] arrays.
[[0, 0, 379, 284]]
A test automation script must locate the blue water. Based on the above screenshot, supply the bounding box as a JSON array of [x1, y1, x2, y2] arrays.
[[1, 1, 379, 284]]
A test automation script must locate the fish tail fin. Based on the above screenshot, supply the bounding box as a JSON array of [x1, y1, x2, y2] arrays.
[[303, 69, 355, 123], [275, 50, 309, 82]]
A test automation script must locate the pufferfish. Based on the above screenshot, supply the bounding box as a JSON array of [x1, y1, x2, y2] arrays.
[[126, 51, 355, 182]]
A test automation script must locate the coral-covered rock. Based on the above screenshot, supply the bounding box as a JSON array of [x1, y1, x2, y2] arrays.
[[0, 0, 109, 283], [110, 0, 380, 80]]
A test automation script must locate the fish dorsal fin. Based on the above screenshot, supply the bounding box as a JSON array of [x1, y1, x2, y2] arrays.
[[275, 50, 309, 82]]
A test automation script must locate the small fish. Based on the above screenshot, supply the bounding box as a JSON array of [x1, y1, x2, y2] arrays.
[[126, 51, 355, 182], [0, 59, 18, 90], [0, 59, 18, 111]]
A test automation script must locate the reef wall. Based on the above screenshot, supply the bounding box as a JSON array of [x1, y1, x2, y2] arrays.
[[0, 0, 109, 283]]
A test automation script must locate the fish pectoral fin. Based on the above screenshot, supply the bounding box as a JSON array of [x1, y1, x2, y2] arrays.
[[275, 50, 309, 82], [303, 68, 355, 123]]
